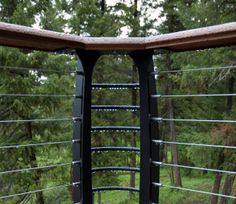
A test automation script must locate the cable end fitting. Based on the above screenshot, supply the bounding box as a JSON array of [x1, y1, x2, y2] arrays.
[[72, 117, 81, 122], [153, 182, 163, 187], [72, 139, 80, 143], [72, 182, 80, 187], [153, 161, 162, 166], [152, 117, 163, 122], [72, 161, 80, 166], [153, 140, 163, 145]]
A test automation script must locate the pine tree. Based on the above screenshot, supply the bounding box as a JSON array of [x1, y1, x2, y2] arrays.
[[157, 0, 185, 187]]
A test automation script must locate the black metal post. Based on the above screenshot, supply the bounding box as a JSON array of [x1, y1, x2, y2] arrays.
[[72, 58, 83, 203], [72, 50, 101, 204], [130, 50, 160, 204]]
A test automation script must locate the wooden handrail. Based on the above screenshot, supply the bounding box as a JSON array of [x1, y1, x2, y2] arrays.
[[0, 22, 236, 52]]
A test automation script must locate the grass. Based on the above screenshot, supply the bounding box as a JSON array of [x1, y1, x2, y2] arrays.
[[93, 169, 236, 204], [28, 169, 235, 203]]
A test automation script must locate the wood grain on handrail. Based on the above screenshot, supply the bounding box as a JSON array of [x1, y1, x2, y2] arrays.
[[0, 22, 235, 52]]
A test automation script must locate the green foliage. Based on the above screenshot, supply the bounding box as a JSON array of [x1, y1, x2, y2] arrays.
[[0, 0, 236, 203], [0, 46, 76, 203]]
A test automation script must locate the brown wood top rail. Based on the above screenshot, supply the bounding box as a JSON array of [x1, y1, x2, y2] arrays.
[[0, 22, 236, 52]]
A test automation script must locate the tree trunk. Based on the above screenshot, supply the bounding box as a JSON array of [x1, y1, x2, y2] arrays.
[[211, 151, 225, 204], [98, 191, 101, 204], [160, 132, 167, 162], [100, 0, 105, 13], [220, 174, 235, 204], [166, 53, 182, 187], [211, 173, 223, 204], [167, 147, 175, 185], [169, 99, 182, 187], [134, 0, 138, 18], [25, 122, 45, 204], [226, 76, 234, 114], [218, 75, 235, 204]]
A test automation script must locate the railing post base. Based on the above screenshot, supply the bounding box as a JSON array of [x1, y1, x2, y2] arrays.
[[72, 50, 101, 204], [130, 50, 160, 204]]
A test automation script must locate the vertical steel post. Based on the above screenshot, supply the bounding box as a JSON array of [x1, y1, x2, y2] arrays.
[[72, 58, 83, 203], [130, 50, 160, 204], [72, 50, 100, 204]]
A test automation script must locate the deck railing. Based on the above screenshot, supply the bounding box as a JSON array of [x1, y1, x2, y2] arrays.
[[0, 22, 236, 204]]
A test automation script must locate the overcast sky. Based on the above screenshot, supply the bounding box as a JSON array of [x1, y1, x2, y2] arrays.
[[106, 0, 162, 36], [33, 0, 162, 36]]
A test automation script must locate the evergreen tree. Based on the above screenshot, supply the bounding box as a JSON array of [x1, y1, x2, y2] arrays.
[[157, 0, 185, 187]]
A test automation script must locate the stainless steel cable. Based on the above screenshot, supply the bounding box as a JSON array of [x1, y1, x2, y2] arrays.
[[0, 183, 72, 199], [153, 182, 236, 200], [0, 140, 79, 150], [153, 117, 236, 123], [153, 65, 236, 74], [0, 117, 78, 124], [152, 140, 236, 150], [153, 161, 236, 175], [151, 93, 236, 98], [0, 65, 75, 74], [0, 93, 74, 97], [0, 162, 72, 175]]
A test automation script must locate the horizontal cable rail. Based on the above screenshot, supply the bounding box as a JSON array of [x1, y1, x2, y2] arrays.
[[0, 140, 80, 150], [153, 117, 236, 123], [91, 105, 140, 112], [0, 93, 74, 97], [93, 186, 139, 192], [153, 65, 236, 74], [0, 65, 75, 74], [92, 166, 140, 173], [153, 182, 236, 200], [152, 93, 236, 98], [91, 147, 140, 153], [0, 183, 78, 200], [153, 161, 236, 175], [153, 140, 236, 150], [3, 65, 236, 78], [0, 22, 235, 204], [0, 162, 77, 175], [91, 126, 140, 132], [92, 83, 140, 90], [0, 117, 80, 124]]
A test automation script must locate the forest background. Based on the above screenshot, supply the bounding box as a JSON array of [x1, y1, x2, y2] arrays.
[[0, 0, 236, 203]]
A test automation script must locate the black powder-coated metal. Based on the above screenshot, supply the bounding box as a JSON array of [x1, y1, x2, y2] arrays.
[[92, 83, 140, 89], [93, 186, 140, 193], [92, 166, 140, 173], [91, 105, 140, 111], [72, 60, 83, 203], [91, 146, 140, 153], [130, 50, 160, 204], [73, 50, 101, 204], [73, 49, 159, 204], [91, 126, 140, 132]]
